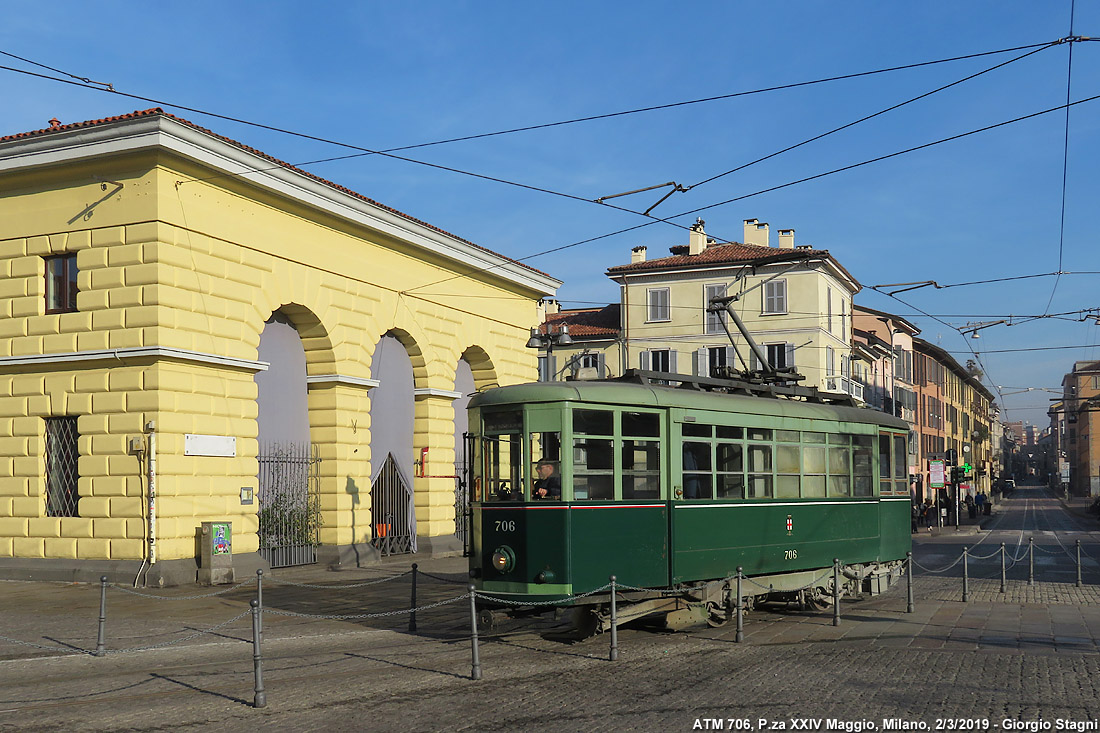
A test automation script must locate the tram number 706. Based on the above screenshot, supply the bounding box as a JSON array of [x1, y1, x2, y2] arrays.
[[494, 520, 516, 532], [784, 549, 798, 560]]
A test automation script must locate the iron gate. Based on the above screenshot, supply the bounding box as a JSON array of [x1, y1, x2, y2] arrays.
[[257, 442, 321, 568], [456, 432, 474, 556], [370, 453, 416, 556]]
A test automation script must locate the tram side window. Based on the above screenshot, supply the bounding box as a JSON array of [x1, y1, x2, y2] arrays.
[[776, 439, 800, 498], [879, 434, 893, 496], [852, 435, 874, 496], [574, 409, 614, 436], [574, 437, 614, 501], [716, 442, 744, 498], [531, 431, 562, 500], [682, 441, 712, 499], [746, 443, 773, 498], [623, 440, 661, 499], [827, 434, 851, 497], [803, 441, 826, 498], [893, 435, 908, 494], [483, 433, 523, 502]]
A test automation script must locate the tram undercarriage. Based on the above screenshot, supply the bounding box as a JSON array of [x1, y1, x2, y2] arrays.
[[478, 560, 906, 637]]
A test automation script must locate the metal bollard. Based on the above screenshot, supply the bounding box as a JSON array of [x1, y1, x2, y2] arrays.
[[609, 575, 619, 662], [467, 585, 481, 680], [962, 546, 969, 602], [95, 576, 108, 657], [1028, 537, 1034, 586], [906, 552, 914, 613], [409, 563, 418, 633], [832, 559, 840, 627], [1000, 543, 1006, 594], [251, 599, 266, 708], [735, 567, 744, 643], [256, 569, 264, 643], [1076, 540, 1082, 588]]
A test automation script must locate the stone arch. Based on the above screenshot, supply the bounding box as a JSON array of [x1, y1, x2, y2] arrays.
[[257, 302, 337, 377], [457, 345, 499, 392]]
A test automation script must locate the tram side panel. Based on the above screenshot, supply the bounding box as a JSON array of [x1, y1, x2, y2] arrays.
[[569, 505, 669, 593], [671, 501, 882, 582]]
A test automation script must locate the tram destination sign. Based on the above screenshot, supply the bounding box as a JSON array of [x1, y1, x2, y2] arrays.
[[929, 459, 945, 489]]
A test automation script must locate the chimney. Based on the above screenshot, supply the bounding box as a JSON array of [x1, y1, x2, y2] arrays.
[[778, 229, 795, 249], [631, 245, 647, 264], [48, 118, 61, 129], [543, 298, 561, 316], [743, 219, 769, 247], [689, 217, 707, 255]]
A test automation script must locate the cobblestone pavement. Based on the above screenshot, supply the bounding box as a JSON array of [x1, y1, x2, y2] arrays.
[[2, 488, 1099, 732]]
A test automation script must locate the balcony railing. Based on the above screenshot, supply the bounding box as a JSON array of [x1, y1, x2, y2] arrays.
[[823, 374, 864, 401]]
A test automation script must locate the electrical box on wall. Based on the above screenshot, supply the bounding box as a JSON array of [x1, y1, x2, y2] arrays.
[[128, 436, 145, 455]]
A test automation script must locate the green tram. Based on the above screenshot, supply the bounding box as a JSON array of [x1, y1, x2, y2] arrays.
[[467, 371, 913, 631]]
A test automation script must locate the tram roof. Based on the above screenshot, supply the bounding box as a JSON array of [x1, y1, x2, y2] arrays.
[[469, 380, 910, 430]]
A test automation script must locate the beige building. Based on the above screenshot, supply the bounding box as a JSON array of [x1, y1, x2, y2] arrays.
[[540, 219, 861, 395], [0, 109, 559, 584]]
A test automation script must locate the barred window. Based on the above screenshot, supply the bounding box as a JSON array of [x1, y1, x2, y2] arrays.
[[45, 417, 80, 517]]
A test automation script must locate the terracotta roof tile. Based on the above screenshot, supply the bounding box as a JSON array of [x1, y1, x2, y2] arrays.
[[0, 109, 550, 280], [607, 241, 831, 274], [541, 304, 620, 337]]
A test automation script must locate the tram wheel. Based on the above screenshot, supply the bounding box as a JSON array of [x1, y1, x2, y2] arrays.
[[478, 609, 498, 632], [706, 602, 730, 628]]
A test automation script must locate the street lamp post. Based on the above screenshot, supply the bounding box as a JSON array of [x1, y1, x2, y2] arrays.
[[526, 324, 573, 381]]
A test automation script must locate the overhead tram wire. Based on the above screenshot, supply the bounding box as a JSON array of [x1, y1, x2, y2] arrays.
[[1043, 2, 1079, 316], [683, 41, 1061, 192], [0, 40, 1076, 243], [405, 89, 1100, 296]]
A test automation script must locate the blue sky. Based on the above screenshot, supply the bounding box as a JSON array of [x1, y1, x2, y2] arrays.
[[3, 1, 1098, 429]]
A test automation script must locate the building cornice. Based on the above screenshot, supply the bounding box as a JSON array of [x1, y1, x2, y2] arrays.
[[0, 115, 561, 297], [413, 388, 464, 400], [0, 346, 268, 372], [305, 374, 379, 390]]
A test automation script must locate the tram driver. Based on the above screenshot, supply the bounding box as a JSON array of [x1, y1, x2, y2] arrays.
[[532, 458, 561, 500]]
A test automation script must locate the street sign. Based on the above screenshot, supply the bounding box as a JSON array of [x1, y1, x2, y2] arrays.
[[930, 459, 945, 488]]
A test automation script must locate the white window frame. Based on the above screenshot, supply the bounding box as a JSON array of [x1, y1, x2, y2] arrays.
[[704, 283, 728, 334], [647, 287, 671, 322], [762, 279, 787, 315]]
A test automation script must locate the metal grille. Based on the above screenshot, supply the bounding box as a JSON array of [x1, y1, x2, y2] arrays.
[[370, 453, 415, 556], [45, 417, 80, 517], [258, 442, 321, 568], [456, 433, 473, 556]]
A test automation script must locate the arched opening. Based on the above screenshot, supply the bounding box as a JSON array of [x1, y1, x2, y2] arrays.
[[452, 358, 476, 551], [254, 309, 321, 567], [367, 332, 416, 554]]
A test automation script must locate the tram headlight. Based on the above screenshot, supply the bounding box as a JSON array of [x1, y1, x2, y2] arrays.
[[491, 545, 516, 573]]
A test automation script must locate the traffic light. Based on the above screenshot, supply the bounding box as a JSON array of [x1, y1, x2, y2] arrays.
[[945, 448, 958, 466], [949, 466, 960, 484]]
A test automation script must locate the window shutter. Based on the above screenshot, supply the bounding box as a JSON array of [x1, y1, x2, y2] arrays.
[[725, 346, 736, 371], [785, 343, 795, 369], [640, 351, 651, 371], [749, 350, 758, 371], [692, 348, 704, 376], [547, 354, 557, 381], [669, 350, 678, 374], [597, 353, 606, 378]]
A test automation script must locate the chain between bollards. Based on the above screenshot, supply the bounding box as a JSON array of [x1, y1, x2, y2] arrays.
[[251, 599, 266, 708], [962, 546, 969, 602], [1000, 543, 1006, 594], [1028, 537, 1035, 586], [735, 567, 744, 642], [905, 553, 914, 613], [95, 576, 107, 657], [467, 585, 481, 680], [409, 563, 418, 633], [1076, 540, 1082, 588], [609, 575, 619, 662], [832, 559, 840, 627]]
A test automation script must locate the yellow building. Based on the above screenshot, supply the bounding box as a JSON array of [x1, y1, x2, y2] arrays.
[[0, 109, 559, 584], [553, 219, 860, 394]]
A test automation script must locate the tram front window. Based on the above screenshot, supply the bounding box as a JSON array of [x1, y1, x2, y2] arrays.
[[481, 432, 523, 502]]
